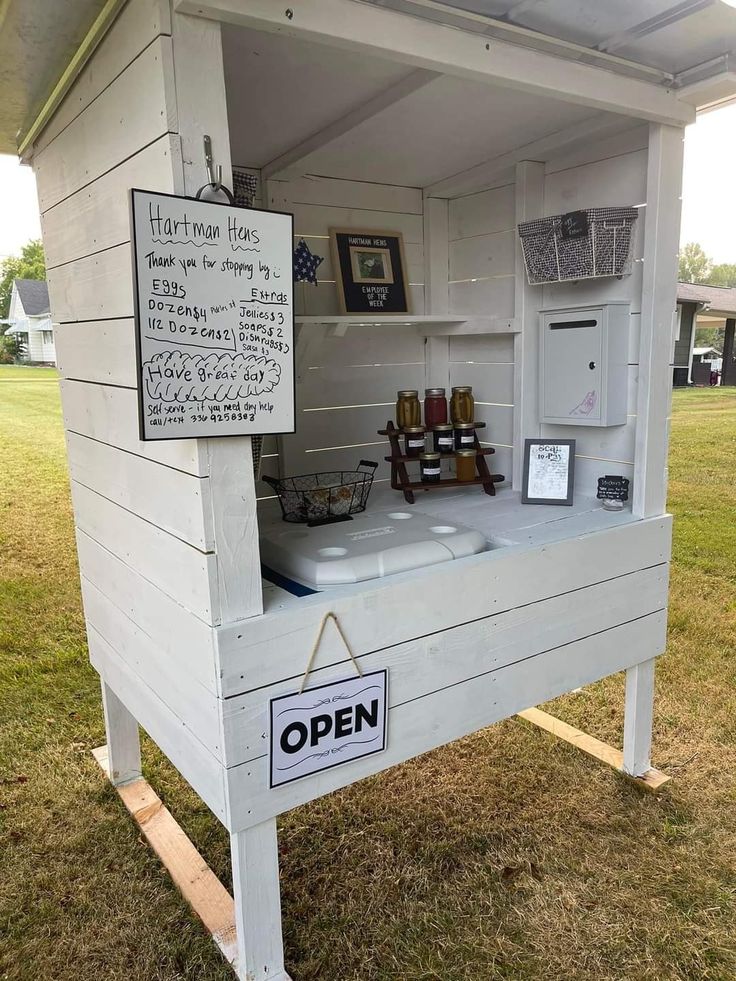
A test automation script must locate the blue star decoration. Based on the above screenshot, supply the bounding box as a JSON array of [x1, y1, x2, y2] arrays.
[[293, 239, 324, 285]]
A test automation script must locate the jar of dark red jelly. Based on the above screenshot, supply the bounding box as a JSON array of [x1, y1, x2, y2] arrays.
[[454, 421, 476, 450], [403, 425, 426, 457], [423, 388, 448, 427], [419, 452, 441, 483], [432, 423, 454, 453]]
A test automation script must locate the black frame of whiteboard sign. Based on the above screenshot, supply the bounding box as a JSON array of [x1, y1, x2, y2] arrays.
[[521, 438, 576, 506], [129, 187, 296, 442]]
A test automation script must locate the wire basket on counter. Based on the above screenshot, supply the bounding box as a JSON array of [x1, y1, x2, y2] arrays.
[[518, 207, 638, 285], [262, 461, 378, 526]]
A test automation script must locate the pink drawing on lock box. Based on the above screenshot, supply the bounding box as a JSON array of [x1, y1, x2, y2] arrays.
[[570, 390, 597, 416]]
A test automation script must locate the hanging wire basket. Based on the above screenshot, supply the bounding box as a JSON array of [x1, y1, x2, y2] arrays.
[[262, 461, 378, 526], [518, 207, 638, 285]]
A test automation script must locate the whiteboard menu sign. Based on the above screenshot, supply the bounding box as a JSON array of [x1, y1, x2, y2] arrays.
[[522, 438, 576, 506], [130, 189, 294, 440]]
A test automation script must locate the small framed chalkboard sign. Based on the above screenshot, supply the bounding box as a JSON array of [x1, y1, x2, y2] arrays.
[[522, 439, 576, 506], [130, 188, 295, 442], [560, 209, 589, 240], [597, 475, 629, 502], [330, 227, 410, 315]]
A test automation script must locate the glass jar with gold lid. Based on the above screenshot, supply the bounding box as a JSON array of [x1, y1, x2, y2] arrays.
[[396, 390, 421, 429], [455, 449, 477, 482], [450, 386, 474, 424]]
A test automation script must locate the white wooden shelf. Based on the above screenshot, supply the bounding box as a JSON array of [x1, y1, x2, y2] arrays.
[[294, 315, 519, 335]]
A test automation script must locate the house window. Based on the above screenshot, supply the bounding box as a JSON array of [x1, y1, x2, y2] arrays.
[[42, 331, 53, 344]]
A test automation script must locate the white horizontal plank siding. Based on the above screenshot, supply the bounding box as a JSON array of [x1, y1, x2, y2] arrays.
[[67, 433, 214, 550], [33, 0, 172, 154], [545, 124, 649, 176], [88, 628, 227, 824], [71, 483, 218, 620], [75, 529, 218, 691], [34, 39, 177, 212], [215, 515, 672, 697], [83, 580, 223, 757], [221, 563, 667, 766], [544, 149, 648, 216], [449, 184, 515, 241], [276, 176, 422, 214], [60, 379, 208, 475], [573, 457, 634, 498], [292, 204, 423, 244], [55, 321, 138, 387], [449, 230, 515, 283], [299, 362, 425, 411], [449, 362, 514, 406], [298, 323, 426, 368], [226, 611, 667, 829], [449, 277, 515, 318], [449, 334, 515, 364], [48, 243, 133, 323], [42, 136, 179, 269]]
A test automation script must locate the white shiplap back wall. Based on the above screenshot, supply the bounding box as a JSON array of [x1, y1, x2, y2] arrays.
[[260, 175, 427, 486], [448, 183, 516, 484], [540, 127, 649, 494]]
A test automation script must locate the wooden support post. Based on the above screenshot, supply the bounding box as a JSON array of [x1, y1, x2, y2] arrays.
[[422, 194, 450, 391], [513, 160, 545, 489], [633, 123, 685, 518], [722, 318, 736, 385], [230, 820, 291, 981], [100, 681, 141, 786], [623, 658, 656, 777]]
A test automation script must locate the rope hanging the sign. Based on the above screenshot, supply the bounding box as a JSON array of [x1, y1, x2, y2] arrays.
[[300, 612, 364, 694]]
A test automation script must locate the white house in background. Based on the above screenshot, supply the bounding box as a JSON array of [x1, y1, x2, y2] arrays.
[[6, 279, 56, 364]]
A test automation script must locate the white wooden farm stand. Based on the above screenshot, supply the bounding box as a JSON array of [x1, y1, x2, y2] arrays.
[[7, 0, 736, 976]]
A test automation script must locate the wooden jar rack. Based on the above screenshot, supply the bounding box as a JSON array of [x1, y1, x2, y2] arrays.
[[379, 421, 505, 504]]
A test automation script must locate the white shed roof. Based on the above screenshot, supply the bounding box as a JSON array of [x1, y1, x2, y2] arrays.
[[374, 1, 736, 78]]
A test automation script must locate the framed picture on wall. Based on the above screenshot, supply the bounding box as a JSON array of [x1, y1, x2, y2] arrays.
[[522, 439, 576, 506], [330, 228, 411, 315]]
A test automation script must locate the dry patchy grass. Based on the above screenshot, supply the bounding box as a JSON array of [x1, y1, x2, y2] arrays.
[[1, 368, 735, 980]]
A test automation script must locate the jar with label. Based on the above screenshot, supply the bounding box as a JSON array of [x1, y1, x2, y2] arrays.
[[455, 449, 477, 482], [396, 390, 421, 429], [423, 388, 448, 427], [419, 451, 441, 483], [403, 425, 426, 457], [432, 423, 454, 453], [450, 386, 474, 424], [454, 421, 476, 450]]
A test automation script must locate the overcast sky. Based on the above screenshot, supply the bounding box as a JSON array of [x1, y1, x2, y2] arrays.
[[0, 101, 734, 264]]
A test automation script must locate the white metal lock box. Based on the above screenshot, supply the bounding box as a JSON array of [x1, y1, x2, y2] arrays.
[[539, 303, 629, 427]]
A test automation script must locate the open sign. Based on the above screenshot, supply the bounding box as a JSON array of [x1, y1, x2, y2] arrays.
[[269, 671, 388, 788]]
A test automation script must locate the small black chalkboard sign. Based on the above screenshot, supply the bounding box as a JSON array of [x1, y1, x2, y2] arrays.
[[597, 475, 630, 502], [560, 210, 589, 240]]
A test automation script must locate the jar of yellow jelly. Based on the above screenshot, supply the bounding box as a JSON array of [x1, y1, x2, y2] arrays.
[[455, 449, 477, 482]]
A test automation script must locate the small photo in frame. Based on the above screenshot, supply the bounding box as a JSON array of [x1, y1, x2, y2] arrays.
[[350, 246, 394, 284], [522, 438, 576, 506], [330, 228, 410, 315]]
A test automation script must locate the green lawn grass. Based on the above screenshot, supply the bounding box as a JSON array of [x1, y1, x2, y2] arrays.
[[1, 366, 735, 980]]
